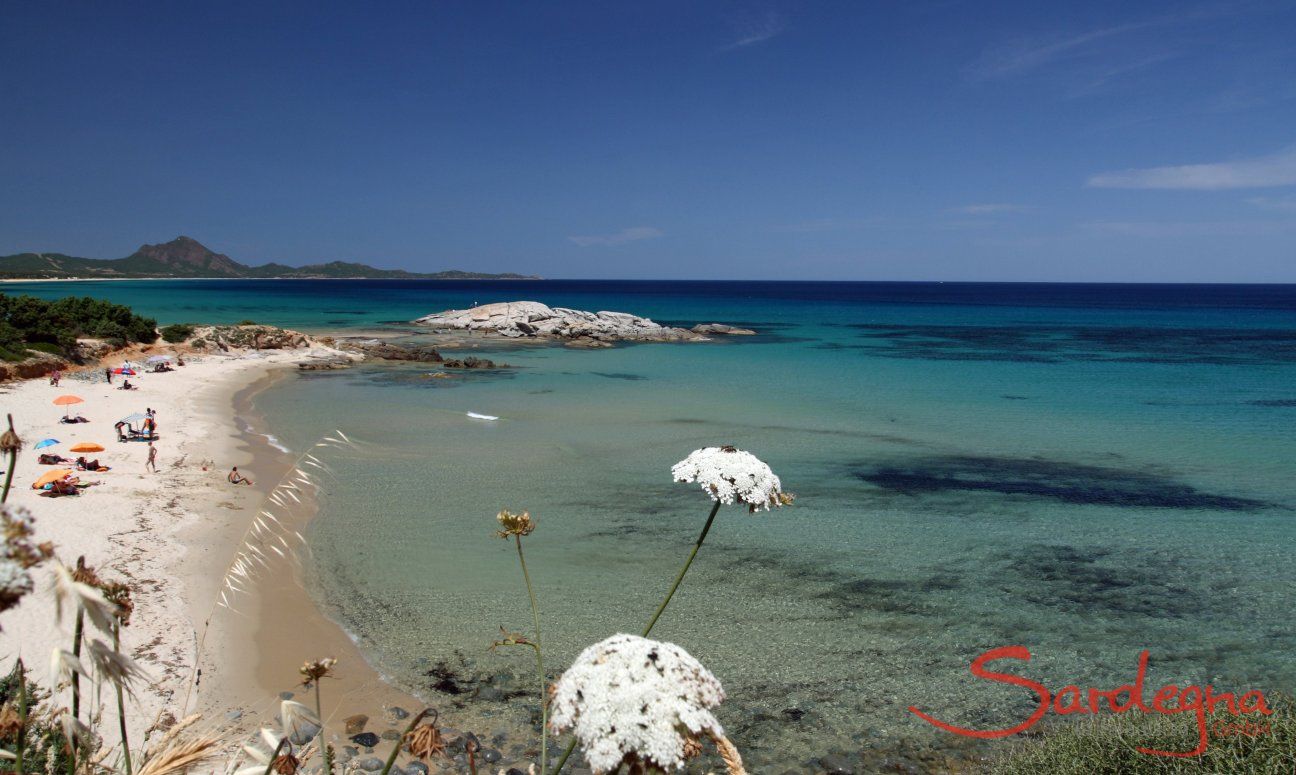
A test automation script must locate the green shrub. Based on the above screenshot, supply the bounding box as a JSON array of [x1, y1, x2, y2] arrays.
[[24, 341, 62, 355], [160, 323, 195, 343], [237, 319, 258, 326], [0, 662, 75, 774], [0, 292, 157, 359], [988, 696, 1296, 774]]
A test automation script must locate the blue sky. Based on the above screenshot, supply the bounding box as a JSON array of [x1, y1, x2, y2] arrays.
[[2, 1, 1295, 281]]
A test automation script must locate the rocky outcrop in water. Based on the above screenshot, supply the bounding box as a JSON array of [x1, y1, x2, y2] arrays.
[[413, 301, 754, 345], [335, 339, 446, 362]]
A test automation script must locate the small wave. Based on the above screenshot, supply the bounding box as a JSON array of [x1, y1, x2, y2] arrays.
[[262, 433, 291, 453]]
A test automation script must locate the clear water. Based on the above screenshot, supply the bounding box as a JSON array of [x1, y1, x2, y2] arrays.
[[14, 279, 1296, 770]]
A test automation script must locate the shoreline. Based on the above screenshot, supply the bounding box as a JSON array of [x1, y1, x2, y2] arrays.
[[0, 344, 421, 759], [189, 364, 422, 739]]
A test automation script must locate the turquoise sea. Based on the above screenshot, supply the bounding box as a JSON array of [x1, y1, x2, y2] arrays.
[[13, 279, 1296, 770]]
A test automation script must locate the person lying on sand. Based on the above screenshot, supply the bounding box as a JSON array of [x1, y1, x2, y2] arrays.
[[60, 415, 89, 424], [38, 453, 73, 465], [227, 466, 253, 486], [75, 456, 106, 471], [46, 480, 79, 496]]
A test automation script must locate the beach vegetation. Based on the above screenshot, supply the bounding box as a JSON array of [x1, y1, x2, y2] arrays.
[[989, 696, 1296, 774], [491, 509, 547, 772], [0, 294, 157, 360], [158, 324, 194, 343], [517, 445, 786, 774]]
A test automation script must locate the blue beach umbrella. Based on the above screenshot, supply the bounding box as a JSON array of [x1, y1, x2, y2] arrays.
[[34, 438, 59, 449], [118, 413, 147, 424]]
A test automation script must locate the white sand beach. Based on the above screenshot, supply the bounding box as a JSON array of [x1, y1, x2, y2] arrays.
[[0, 346, 419, 758]]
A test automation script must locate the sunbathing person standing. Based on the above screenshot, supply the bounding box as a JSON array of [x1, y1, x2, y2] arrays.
[[228, 466, 253, 486], [146, 441, 158, 473]]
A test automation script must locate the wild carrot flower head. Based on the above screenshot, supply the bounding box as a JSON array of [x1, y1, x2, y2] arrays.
[[495, 509, 536, 538], [671, 446, 790, 513], [549, 634, 726, 774], [298, 657, 336, 687], [0, 505, 51, 616]]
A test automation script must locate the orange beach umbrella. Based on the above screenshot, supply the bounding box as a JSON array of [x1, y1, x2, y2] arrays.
[[53, 394, 85, 419], [69, 442, 104, 453], [32, 469, 72, 489]]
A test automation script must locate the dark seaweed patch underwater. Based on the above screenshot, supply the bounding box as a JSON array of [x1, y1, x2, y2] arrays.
[[856, 455, 1270, 510], [847, 323, 1296, 365]]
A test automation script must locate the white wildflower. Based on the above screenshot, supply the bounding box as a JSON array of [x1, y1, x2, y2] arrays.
[[550, 634, 726, 773], [671, 446, 789, 512], [0, 505, 48, 613], [0, 558, 31, 601]]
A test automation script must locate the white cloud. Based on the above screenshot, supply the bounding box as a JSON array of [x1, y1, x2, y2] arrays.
[[1085, 219, 1296, 237], [719, 11, 785, 51], [1248, 195, 1296, 211], [1087, 145, 1296, 190], [968, 22, 1150, 80], [568, 226, 664, 247], [947, 203, 1032, 215]]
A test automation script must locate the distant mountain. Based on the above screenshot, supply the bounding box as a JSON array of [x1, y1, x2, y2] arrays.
[[0, 236, 540, 280]]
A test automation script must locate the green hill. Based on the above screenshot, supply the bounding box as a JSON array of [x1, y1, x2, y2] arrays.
[[0, 236, 539, 280]]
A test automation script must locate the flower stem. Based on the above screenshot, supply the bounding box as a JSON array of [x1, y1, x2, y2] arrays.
[[1, 414, 17, 504], [314, 681, 334, 775], [15, 658, 26, 775], [550, 499, 724, 774], [515, 535, 547, 774], [114, 624, 132, 775], [378, 708, 432, 775], [69, 608, 85, 771], [642, 499, 721, 637], [260, 739, 289, 775]]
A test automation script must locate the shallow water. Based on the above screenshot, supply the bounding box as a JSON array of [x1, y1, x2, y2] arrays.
[[18, 279, 1296, 770]]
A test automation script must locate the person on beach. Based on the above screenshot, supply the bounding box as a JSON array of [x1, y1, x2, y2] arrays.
[[146, 441, 158, 473], [105, 367, 113, 385], [50, 369, 61, 386], [228, 466, 253, 485]]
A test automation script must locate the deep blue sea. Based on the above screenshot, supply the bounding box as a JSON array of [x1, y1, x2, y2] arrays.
[[12, 279, 1296, 770]]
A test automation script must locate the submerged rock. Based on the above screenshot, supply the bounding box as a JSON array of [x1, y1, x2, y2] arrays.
[[350, 732, 381, 748], [692, 323, 756, 335], [413, 301, 754, 344], [344, 714, 369, 734]]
